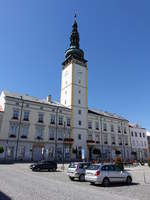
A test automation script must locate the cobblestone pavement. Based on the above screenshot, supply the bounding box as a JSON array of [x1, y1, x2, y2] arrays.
[[0, 164, 150, 200]]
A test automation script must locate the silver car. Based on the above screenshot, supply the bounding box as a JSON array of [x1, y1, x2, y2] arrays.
[[67, 162, 91, 181], [85, 163, 132, 186]]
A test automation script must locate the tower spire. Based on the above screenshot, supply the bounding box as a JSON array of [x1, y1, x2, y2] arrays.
[[70, 14, 80, 48], [63, 15, 87, 65]]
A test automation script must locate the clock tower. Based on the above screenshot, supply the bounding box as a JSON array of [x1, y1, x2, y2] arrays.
[[60, 16, 88, 159]]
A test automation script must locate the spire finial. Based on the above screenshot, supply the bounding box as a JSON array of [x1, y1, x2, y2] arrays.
[[74, 12, 77, 21]]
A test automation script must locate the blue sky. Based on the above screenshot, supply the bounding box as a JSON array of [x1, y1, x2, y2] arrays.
[[0, 0, 150, 129]]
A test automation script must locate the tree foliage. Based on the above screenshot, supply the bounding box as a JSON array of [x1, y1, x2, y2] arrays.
[[0, 146, 4, 154]]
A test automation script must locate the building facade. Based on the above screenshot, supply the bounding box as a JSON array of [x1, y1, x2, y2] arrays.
[[146, 131, 150, 157], [0, 17, 148, 162], [129, 124, 148, 161]]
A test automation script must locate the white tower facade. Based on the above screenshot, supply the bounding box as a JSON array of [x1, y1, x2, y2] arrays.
[[60, 18, 88, 159]]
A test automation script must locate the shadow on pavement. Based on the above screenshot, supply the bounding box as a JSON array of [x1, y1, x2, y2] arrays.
[[31, 170, 63, 173], [0, 191, 12, 200], [91, 182, 140, 188]]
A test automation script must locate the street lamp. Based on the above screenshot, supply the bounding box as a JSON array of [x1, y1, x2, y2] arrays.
[[55, 106, 59, 161], [100, 116, 104, 162], [15, 96, 24, 161], [62, 121, 66, 170]]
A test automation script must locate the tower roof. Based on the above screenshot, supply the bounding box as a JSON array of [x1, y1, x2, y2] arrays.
[[62, 15, 87, 65]]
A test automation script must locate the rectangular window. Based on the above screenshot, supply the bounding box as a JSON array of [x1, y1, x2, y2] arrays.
[[67, 118, 71, 126], [49, 127, 55, 140], [38, 113, 44, 123], [78, 110, 81, 115], [88, 121, 92, 129], [103, 134, 108, 144], [78, 134, 81, 140], [36, 126, 44, 139], [135, 132, 137, 137], [131, 131, 133, 136], [78, 99, 81, 104], [88, 131, 93, 140], [118, 126, 121, 133], [95, 121, 99, 130], [111, 124, 114, 132], [12, 109, 19, 120], [50, 114, 55, 124], [103, 123, 107, 131], [9, 123, 18, 137], [95, 134, 100, 142], [139, 132, 142, 137], [124, 127, 127, 134], [57, 128, 63, 140], [118, 135, 122, 145], [143, 133, 145, 137], [58, 116, 63, 125], [23, 111, 29, 121], [78, 120, 82, 126], [111, 134, 115, 144], [21, 126, 29, 138], [124, 136, 128, 145]]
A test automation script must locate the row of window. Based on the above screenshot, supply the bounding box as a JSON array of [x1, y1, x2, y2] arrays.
[[9, 124, 72, 140], [131, 131, 145, 138], [12, 110, 71, 126], [87, 121, 127, 133], [87, 134, 129, 145], [132, 140, 147, 147]]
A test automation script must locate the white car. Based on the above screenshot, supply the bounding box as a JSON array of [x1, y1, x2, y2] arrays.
[[85, 163, 132, 186]]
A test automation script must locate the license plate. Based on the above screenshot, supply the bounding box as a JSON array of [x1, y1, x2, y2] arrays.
[[87, 173, 93, 176]]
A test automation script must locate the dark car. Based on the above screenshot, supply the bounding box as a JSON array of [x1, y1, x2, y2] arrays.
[[30, 160, 57, 172]]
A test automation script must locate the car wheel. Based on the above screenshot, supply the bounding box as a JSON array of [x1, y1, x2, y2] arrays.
[[36, 168, 40, 172], [69, 176, 74, 181], [126, 176, 132, 185], [102, 177, 110, 187], [79, 174, 85, 182]]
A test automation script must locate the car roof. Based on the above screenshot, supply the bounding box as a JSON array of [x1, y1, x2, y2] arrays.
[[70, 162, 90, 164]]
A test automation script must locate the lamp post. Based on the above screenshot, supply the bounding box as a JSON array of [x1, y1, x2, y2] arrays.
[[55, 106, 59, 161], [121, 121, 126, 162], [15, 96, 24, 161], [62, 121, 66, 170], [100, 116, 104, 162]]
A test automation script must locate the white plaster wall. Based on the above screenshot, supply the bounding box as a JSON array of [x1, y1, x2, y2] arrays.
[[60, 63, 72, 107]]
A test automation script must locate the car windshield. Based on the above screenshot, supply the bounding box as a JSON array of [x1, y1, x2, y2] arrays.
[[69, 163, 78, 168], [87, 164, 101, 170]]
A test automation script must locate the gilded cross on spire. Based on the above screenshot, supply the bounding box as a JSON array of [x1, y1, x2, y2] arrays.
[[74, 12, 77, 21]]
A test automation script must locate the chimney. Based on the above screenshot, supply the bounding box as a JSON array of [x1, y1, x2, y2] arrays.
[[46, 95, 51, 103]]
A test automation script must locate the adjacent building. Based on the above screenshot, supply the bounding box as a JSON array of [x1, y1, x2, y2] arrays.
[[146, 131, 150, 157], [129, 124, 148, 161]]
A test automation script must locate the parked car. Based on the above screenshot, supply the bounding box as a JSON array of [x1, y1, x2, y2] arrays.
[[67, 162, 91, 181], [30, 160, 57, 172], [85, 163, 132, 186]]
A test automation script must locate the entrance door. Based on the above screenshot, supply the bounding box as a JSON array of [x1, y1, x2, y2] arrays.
[[33, 147, 43, 161]]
